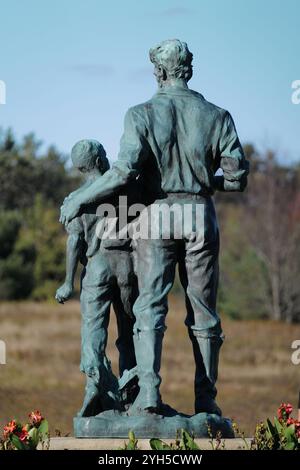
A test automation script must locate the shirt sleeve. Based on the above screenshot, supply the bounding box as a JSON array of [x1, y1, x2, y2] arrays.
[[70, 107, 150, 206], [217, 112, 249, 191], [113, 106, 150, 176]]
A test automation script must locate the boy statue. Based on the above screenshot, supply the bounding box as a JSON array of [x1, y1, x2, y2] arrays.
[[55, 139, 138, 417]]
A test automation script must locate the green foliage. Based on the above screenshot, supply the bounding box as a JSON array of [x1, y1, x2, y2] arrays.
[[0, 211, 22, 258], [0, 414, 49, 451], [0, 130, 81, 211], [119, 431, 139, 450], [150, 429, 200, 450], [10, 433, 27, 450], [252, 403, 300, 450], [253, 418, 299, 450], [0, 129, 81, 300], [0, 201, 66, 300], [0, 211, 35, 299], [21, 196, 66, 300], [0, 252, 35, 300], [120, 429, 201, 451], [217, 204, 269, 320], [180, 429, 200, 450]]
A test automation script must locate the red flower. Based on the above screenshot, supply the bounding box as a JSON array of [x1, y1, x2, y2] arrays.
[[28, 410, 44, 426], [280, 414, 300, 439], [286, 417, 295, 426], [294, 421, 300, 439], [3, 420, 17, 438], [277, 403, 293, 422], [285, 403, 293, 415], [15, 428, 29, 443]]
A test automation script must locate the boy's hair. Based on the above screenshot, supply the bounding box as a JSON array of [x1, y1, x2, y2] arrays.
[[71, 139, 110, 173]]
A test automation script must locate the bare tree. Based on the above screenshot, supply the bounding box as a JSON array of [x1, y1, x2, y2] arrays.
[[246, 151, 300, 322]]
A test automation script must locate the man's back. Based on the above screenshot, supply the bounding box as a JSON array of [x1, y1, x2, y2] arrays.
[[119, 87, 247, 198]]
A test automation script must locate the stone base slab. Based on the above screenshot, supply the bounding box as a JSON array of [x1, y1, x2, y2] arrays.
[[74, 410, 234, 439]]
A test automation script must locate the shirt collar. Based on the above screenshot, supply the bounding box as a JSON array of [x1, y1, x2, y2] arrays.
[[154, 86, 204, 100]]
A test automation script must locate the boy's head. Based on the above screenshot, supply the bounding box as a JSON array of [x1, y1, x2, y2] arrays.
[[71, 139, 110, 174]]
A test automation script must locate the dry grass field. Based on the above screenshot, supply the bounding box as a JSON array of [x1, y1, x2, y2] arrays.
[[0, 296, 299, 437]]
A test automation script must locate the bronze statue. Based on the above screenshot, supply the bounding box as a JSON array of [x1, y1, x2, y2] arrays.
[[59, 39, 249, 438]]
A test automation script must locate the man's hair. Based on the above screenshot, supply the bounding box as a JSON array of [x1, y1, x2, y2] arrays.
[[149, 39, 193, 82], [71, 139, 110, 173]]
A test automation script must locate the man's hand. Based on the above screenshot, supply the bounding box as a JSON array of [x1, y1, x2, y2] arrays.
[[55, 282, 73, 304], [63, 185, 86, 203], [63, 191, 76, 204], [59, 197, 81, 225]]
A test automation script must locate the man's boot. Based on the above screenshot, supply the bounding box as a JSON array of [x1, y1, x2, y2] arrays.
[[190, 331, 223, 416], [129, 329, 164, 413]]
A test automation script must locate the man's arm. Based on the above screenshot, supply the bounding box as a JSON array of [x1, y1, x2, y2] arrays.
[[213, 112, 249, 192], [55, 221, 83, 303], [63, 179, 91, 203], [60, 107, 149, 225]]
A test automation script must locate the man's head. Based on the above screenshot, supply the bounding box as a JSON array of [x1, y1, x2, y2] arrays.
[[149, 39, 193, 87], [71, 139, 110, 175]]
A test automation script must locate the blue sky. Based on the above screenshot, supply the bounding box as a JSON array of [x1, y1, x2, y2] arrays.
[[0, 0, 299, 163]]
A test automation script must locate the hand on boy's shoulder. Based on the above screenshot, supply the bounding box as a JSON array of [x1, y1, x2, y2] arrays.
[[65, 216, 84, 235]]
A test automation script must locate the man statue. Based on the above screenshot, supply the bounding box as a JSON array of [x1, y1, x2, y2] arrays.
[[60, 39, 249, 418]]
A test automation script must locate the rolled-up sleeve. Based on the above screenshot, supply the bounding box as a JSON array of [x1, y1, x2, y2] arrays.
[[218, 112, 249, 191], [114, 106, 149, 176]]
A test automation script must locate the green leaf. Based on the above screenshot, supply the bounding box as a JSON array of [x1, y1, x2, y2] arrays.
[[10, 434, 27, 450], [285, 441, 297, 450], [124, 430, 138, 450], [38, 419, 49, 439], [266, 419, 275, 435], [128, 431, 135, 441], [274, 417, 283, 434], [28, 427, 39, 448], [181, 429, 200, 450], [284, 424, 297, 443], [125, 442, 135, 450], [149, 439, 171, 450]]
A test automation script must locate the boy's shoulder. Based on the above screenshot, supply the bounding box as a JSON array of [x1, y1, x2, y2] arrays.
[[66, 215, 84, 235]]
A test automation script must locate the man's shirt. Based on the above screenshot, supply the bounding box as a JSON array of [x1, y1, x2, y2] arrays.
[[109, 87, 249, 199]]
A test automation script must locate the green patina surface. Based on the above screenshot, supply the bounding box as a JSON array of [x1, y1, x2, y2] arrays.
[[58, 39, 248, 437]]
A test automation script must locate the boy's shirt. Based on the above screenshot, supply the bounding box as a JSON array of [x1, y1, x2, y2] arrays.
[[66, 179, 144, 259], [66, 209, 100, 259]]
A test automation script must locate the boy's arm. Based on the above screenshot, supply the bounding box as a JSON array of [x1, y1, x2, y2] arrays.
[[55, 220, 83, 304]]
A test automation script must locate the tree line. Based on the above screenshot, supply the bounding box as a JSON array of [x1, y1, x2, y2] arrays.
[[0, 129, 299, 322]]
